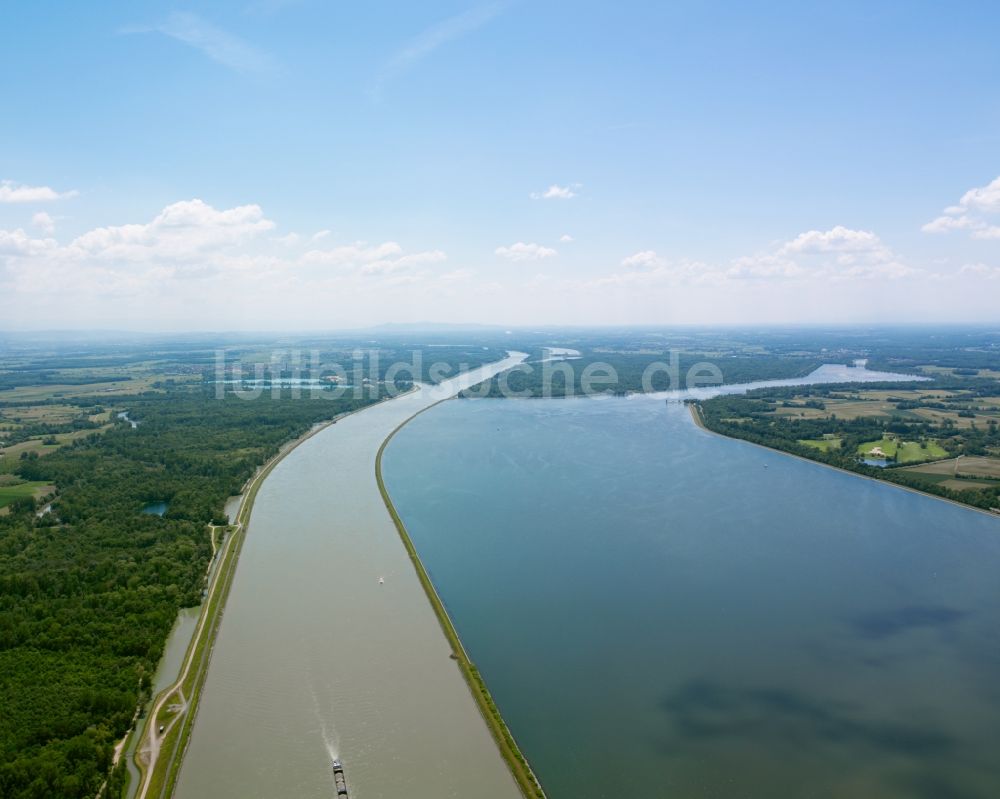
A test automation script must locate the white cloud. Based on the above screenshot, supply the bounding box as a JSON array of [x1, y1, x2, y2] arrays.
[[361, 249, 447, 275], [301, 240, 447, 277], [595, 226, 909, 290], [960, 262, 1000, 279], [69, 199, 274, 261], [372, 4, 504, 98], [774, 225, 909, 279], [958, 177, 1000, 212], [311, 229, 331, 242], [31, 212, 56, 234], [923, 175, 1000, 239], [530, 184, 577, 200], [587, 257, 711, 289], [302, 241, 403, 266], [621, 250, 663, 269], [495, 242, 557, 261], [559, 234, 574, 243], [121, 12, 275, 73], [0, 180, 77, 204], [0, 229, 57, 257], [780, 225, 883, 254], [0, 199, 460, 329]]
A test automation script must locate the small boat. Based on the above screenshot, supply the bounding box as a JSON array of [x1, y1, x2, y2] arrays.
[[332, 758, 349, 796]]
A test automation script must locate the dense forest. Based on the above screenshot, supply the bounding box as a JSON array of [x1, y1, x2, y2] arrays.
[[2, 328, 998, 795], [464, 352, 822, 397], [0, 333, 510, 798], [0, 386, 379, 797]]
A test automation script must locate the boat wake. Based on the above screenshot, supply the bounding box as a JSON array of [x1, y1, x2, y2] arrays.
[[308, 684, 340, 761]]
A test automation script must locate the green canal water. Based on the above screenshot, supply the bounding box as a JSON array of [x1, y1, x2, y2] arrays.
[[383, 392, 1000, 798]]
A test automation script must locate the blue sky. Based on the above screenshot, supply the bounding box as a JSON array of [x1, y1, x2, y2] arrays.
[[1, 0, 999, 330]]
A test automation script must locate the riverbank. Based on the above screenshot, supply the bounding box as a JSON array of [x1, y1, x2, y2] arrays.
[[376, 398, 546, 799], [172, 356, 528, 799], [688, 403, 1000, 520], [380, 387, 1000, 797], [133, 390, 413, 799]]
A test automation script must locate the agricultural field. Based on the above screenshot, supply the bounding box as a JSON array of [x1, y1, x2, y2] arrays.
[[0, 375, 172, 402], [903, 455, 1000, 479], [698, 366, 1000, 512], [798, 436, 842, 452], [856, 437, 948, 464], [769, 386, 1000, 429], [0, 479, 54, 509]]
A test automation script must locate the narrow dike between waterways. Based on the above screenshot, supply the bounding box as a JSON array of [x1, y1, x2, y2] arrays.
[[376, 398, 547, 799], [136, 353, 545, 799]]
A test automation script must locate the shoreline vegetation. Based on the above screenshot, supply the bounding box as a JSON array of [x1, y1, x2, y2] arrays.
[[461, 351, 824, 398], [376, 399, 547, 799], [0, 340, 508, 799], [688, 404, 1000, 519], [133, 387, 419, 799], [2, 329, 998, 797]]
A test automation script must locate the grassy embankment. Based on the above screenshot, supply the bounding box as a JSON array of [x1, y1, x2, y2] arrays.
[[376, 403, 547, 799], [135, 412, 352, 798]]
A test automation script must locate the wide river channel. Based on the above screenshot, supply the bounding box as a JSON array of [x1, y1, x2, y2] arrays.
[[383, 366, 1000, 798], [175, 355, 527, 799], [174, 360, 1000, 798]]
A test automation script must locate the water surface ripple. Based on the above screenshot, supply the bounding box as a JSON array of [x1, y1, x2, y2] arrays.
[[383, 370, 1000, 798]]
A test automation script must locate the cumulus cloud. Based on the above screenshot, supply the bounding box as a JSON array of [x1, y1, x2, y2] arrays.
[[31, 212, 56, 234], [68, 199, 275, 261], [530, 184, 577, 200], [495, 242, 557, 261], [0, 180, 77, 203], [0, 199, 454, 322], [768, 225, 909, 279], [922, 176, 1000, 239], [621, 250, 663, 269], [0, 229, 57, 257], [594, 226, 909, 290], [560, 234, 574, 243], [780, 225, 883, 254]]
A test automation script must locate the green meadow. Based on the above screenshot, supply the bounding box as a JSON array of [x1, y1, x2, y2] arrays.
[[856, 437, 948, 464]]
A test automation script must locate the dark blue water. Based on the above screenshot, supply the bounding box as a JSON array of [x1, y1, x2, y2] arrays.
[[142, 501, 168, 516], [383, 396, 1000, 798]]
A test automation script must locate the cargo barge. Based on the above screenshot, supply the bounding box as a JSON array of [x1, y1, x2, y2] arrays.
[[332, 758, 349, 796]]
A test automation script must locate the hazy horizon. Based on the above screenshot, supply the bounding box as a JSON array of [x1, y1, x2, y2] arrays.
[[2, 2, 999, 331]]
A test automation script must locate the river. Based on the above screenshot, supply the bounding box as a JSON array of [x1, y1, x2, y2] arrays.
[[382, 367, 1000, 798], [173, 354, 527, 799]]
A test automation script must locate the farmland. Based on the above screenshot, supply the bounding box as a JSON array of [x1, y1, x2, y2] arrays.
[[697, 370, 1000, 512], [856, 437, 949, 464]]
